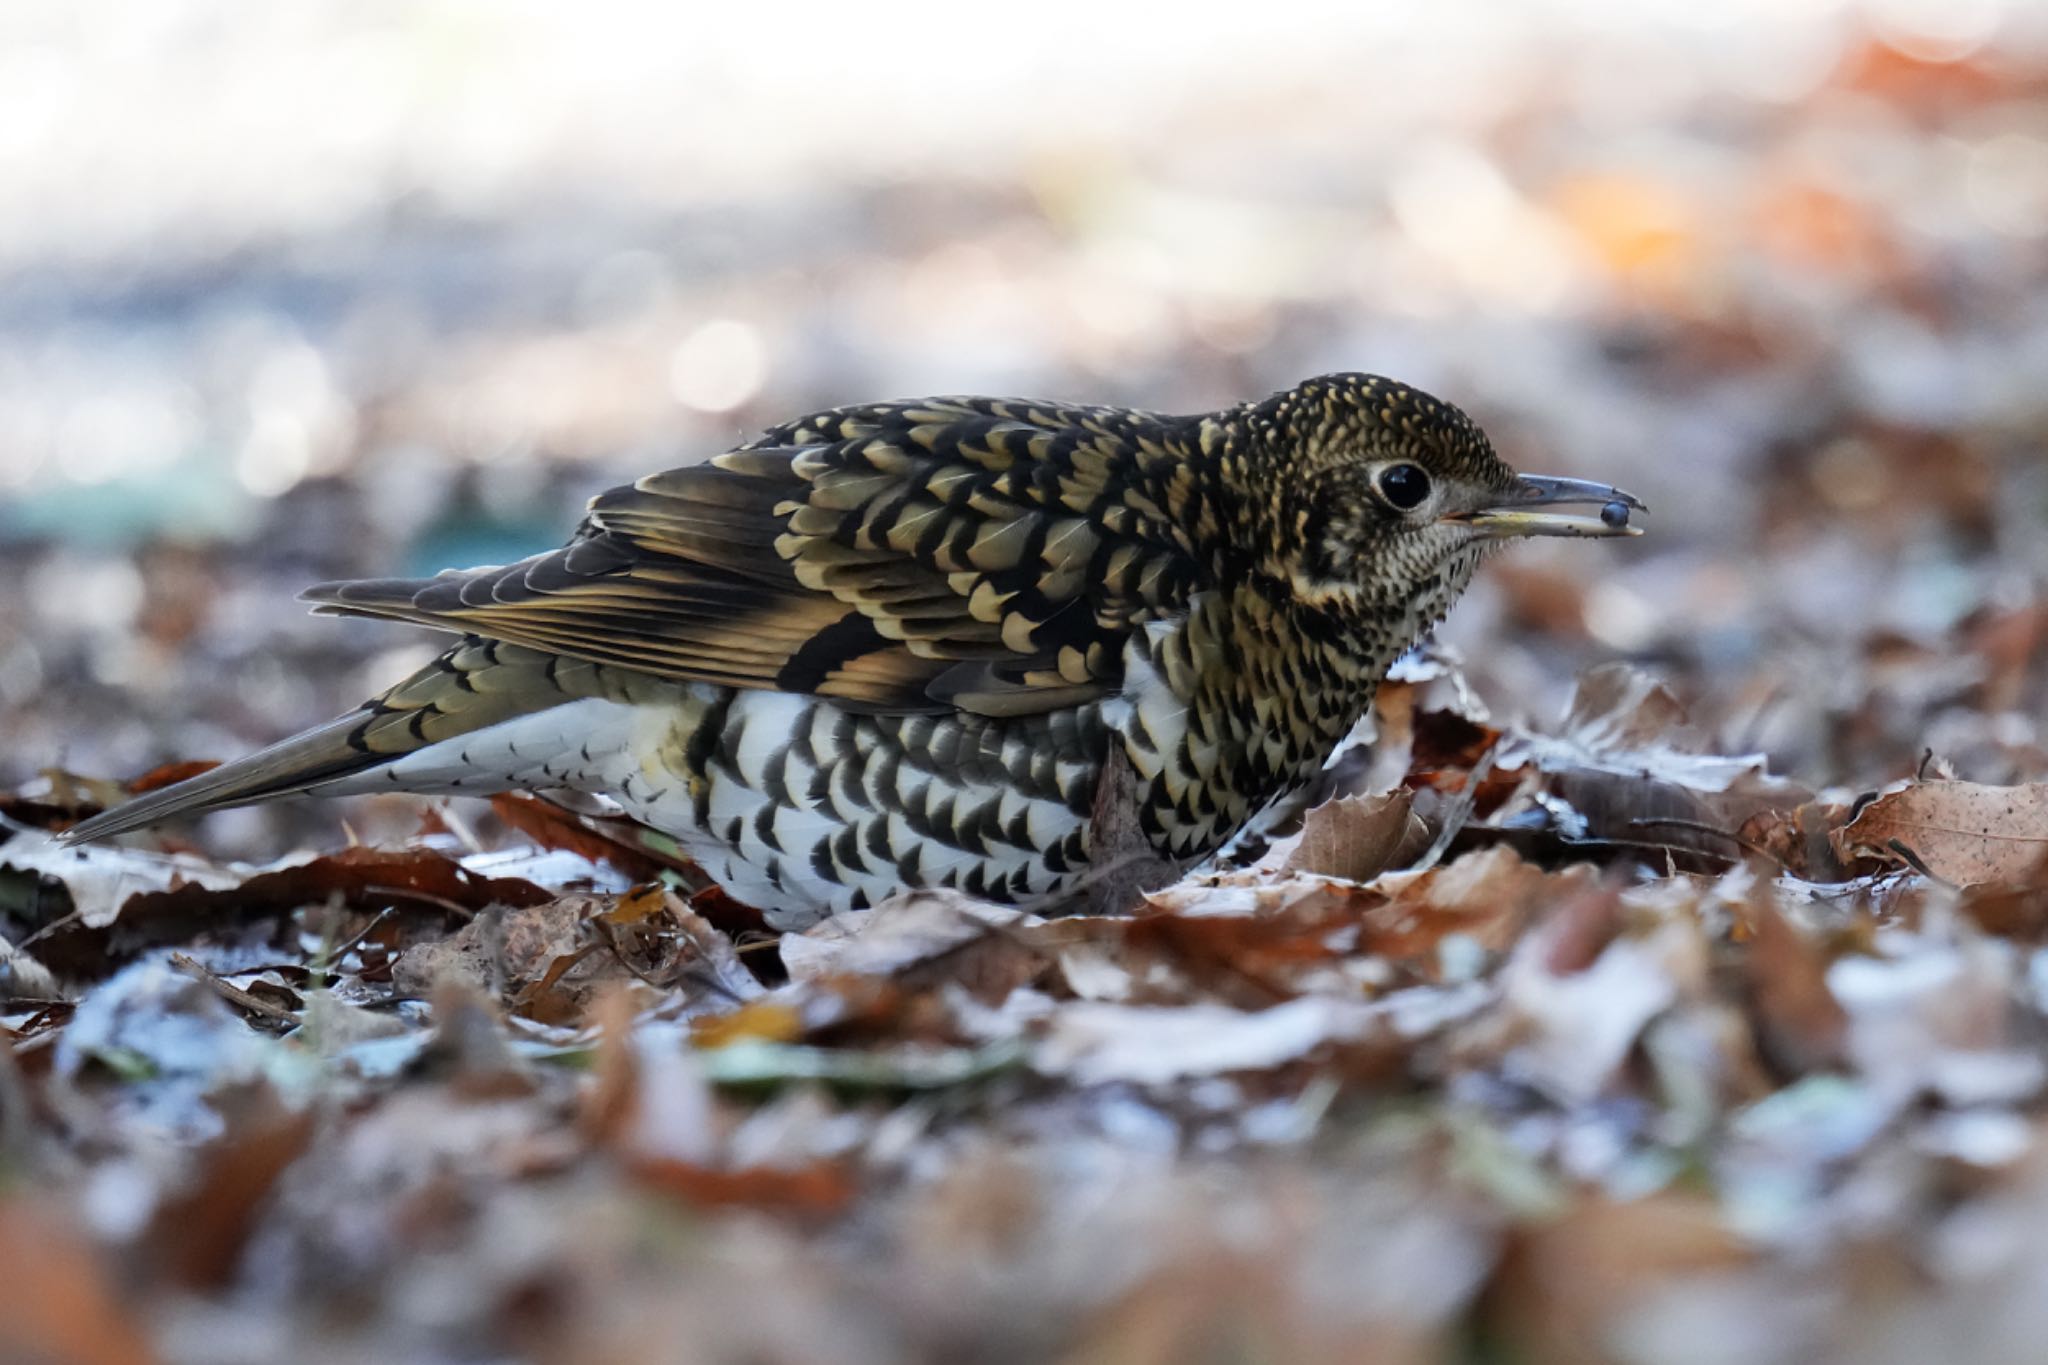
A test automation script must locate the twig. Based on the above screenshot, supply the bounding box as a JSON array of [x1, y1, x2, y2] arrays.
[[434, 801, 487, 855], [361, 884, 475, 920], [324, 905, 397, 968], [1627, 816, 1787, 871], [12, 908, 80, 953], [1413, 743, 1499, 874], [170, 952, 301, 1029]]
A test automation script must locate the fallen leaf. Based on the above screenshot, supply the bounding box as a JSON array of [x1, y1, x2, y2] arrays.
[[1739, 889, 1848, 1076], [0, 829, 259, 929], [1498, 906, 1705, 1104], [627, 1157, 856, 1217], [5, 837, 558, 990], [487, 791, 676, 883], [604, 881, 671, 925], [1957, 876, 2048, 942], [1738, 802, 1871, 881], [1510, 664, 1807, 799], [1033, 998, 1385, 1086], [140, 1090, 316, 1291], [1284, 790, 1416, 883], [421, 980, 534, 1099], [125, 758, 223, 795], [1367, 847, 1588, 974], [1483, 1192, 1751, 1365], [692, 999, 806, 1049], [780, 890, 1037, 983], [1832, 781, 2048, 886], [1079, 885, 1365, 1008], [0, 1198, 157, 1365]]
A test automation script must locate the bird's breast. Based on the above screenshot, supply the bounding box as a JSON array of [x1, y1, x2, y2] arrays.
[[1108, 594, 1378, 866]]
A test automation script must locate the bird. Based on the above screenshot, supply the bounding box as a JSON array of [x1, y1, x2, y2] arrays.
[[62, 372, 1643, 928]]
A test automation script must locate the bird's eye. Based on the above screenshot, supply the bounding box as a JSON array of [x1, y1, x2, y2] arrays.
[[1377, 463, 1431, 511]]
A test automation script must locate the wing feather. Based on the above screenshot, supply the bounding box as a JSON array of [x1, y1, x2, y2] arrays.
[[303, 400, 1202, 715]]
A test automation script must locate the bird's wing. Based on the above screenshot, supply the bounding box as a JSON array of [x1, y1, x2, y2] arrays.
[[303, 399, 1204, 717]]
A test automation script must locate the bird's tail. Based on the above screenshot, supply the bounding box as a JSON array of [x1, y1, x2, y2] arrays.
[[60, 638, 595, 843]]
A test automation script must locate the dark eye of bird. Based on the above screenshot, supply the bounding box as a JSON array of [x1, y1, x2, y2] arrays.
[[1377, 462, 1431, 511]]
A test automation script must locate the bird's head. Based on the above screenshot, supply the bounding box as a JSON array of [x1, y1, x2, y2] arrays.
[[1226, 373, 1643, 627]]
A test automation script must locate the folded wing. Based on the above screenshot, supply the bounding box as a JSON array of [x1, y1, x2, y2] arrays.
[[304, 400, 1202, 717]]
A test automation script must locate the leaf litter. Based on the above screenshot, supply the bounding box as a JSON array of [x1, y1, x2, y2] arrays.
[[11, 628, 2048, 1363]]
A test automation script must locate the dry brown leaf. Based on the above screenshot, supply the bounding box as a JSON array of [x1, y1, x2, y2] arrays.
[[487, 791, 676, 882], [140, 1091, 316, 1291], [627, 1156, 856, 1217], [0, 831, 253, 929], [1112, 883, 1369, 1005], [1484, 665, 1814, 866], [1365, 847, 1584, 973], [1284, 790, 1416, 883], [489, 792, 767, 935], [1737, 802, 1870, 881], [692, 999, 806, 1049], [780, 890, 1036, 983], [603, 881, 671, 925], [0, 1198, 157, 1365], [1832, 781, 2048, 886], [1033, 998, 1387, 1085], [1483, 1193, 1751, 1365], [394, 893, 697, 1024], [578, 988, 645, 1147], [422, 980, 535, 1099], [1516, 665, 1807, 799], [1957, 876, 2048, 942], [1739, 889, 1848, 1076], [6, 838, 559, 989]]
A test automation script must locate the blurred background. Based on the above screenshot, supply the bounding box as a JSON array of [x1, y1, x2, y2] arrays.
[[4, 0, 2048, 846]]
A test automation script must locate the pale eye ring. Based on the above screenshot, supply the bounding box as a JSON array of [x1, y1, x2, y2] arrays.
[[1376, 462, 1431, 511]]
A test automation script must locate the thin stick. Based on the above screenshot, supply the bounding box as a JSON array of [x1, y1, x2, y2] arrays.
[[1413, 743, 1499, 874], [361, 884, 475, 920], [1627, 816, 1787, 870], [324, 905, 398, 968], [170, 952, 300, 1029]]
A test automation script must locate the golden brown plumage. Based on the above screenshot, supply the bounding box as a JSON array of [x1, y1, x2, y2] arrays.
[[64, 373, 1642, 927]]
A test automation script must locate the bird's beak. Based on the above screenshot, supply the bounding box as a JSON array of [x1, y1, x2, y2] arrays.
[[1453, 474, 1647, 539]]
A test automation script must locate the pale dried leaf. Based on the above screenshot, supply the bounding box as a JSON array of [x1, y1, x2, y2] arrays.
[[0, 830, 293, 929], [1833, 781, 2048, 887], [781, 889, 1038, 982], [1503, 664, 1808, 801], [1283, 791, 1415, 883], [1034, 999, 1382, 1085]]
